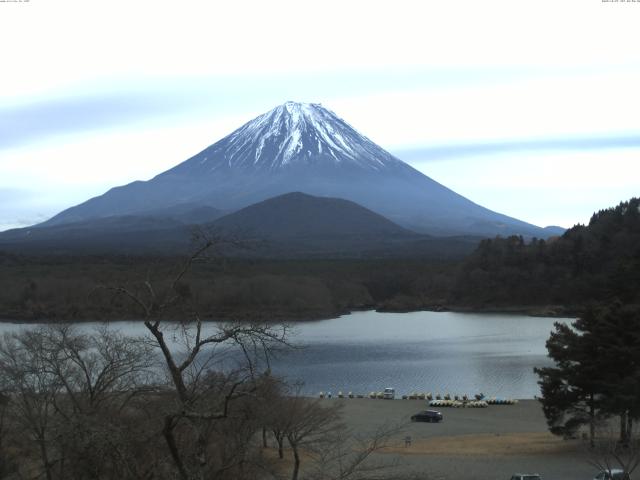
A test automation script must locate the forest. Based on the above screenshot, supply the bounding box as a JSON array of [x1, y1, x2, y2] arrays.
[[0, 198, 638, 322], [453, 197, 640, 309]]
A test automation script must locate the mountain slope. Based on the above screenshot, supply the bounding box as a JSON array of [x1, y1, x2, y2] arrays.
[[0, 192, 480, 258], [40, 102, 551, 237], [212, 192, 414, 239], [207, 192, 478, 258]]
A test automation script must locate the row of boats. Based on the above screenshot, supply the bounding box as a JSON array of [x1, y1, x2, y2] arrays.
[[317, 390, 519, 405], [429, 399, 490, 408]]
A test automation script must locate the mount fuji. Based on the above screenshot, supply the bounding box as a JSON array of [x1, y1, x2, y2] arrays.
[[36, 102, 553, 238]]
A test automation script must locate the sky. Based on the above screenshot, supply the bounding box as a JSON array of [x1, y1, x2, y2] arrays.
[[1, 0, 639, 231]]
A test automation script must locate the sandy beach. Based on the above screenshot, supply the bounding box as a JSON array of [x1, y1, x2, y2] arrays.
[[318, 398, 605, 480]]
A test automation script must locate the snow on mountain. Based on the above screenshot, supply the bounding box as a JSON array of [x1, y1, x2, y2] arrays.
[[167, 101, 409, 175]]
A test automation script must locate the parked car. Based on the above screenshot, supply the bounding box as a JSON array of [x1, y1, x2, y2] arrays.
[[383, 387, 395, 400], [410, 410, 443, 423], [593, 469, 630, 480], [510, 475, 541, 480]]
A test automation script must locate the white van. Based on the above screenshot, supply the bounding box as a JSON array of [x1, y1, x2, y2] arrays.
[[383, 387, 395, 400]]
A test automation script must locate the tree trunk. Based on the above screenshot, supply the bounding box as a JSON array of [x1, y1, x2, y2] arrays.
[[277, 435, 284, 459], [620, 411, 629, 446], [273, 430, 284, 459], [589, 393, 595, 448], [145, 323, 189, 402], [163, 416, 190, 480], [195, 425, 208, 480], [38, 436, 53, 480], [291, 444, 300, 480]]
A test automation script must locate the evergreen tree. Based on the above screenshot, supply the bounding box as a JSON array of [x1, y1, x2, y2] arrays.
[[454, 197, 640, 308], [587, 303, 640, 445], [535, 314, 604, 445], [536, 303, 640, 445]]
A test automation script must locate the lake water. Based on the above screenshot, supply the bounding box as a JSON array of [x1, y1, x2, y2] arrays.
[[0, 310, 571, 399]]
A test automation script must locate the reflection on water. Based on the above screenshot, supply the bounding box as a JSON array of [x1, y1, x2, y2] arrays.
[[0, 310, 571, 399], [274, 311, 571, 398]]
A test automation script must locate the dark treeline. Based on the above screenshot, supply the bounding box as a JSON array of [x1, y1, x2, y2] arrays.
[[453, 198, 640, 310], [0, 254, 456, 322], [1, 197, 638, 322]]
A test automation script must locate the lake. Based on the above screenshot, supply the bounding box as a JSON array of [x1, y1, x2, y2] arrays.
[[0, 310, 571, 399]]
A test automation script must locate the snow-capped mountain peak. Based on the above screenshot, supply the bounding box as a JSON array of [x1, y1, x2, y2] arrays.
[[40, 101, 553, 240], [174, 101, 406, 174]]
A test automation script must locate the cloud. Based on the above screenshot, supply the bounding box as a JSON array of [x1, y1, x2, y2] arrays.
[[0, 89, 206, 150], [0, 188, 54, 231], [0, 187, 35, 202], [392, 135, 640, 163], [0, 66, 532, 153], [408, 146, 640, 228]]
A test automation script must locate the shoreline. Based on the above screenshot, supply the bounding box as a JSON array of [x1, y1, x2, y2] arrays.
[[376, 303, 578, 319], [0, 303, 578, 324]]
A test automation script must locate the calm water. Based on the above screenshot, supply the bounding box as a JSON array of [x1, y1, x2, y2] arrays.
[[0, 310, 571, 399]]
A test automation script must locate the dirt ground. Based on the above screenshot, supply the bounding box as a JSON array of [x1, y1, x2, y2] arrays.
[[318, 398, 612, 480]]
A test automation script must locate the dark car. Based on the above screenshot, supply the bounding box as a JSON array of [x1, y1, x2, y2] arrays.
[[410, 410, 443, 423], [593, 470, 630, 480]]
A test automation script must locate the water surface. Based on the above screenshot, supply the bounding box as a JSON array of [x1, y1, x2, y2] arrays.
[[272, 311, 569, 398], [0, 310, 570, 399]]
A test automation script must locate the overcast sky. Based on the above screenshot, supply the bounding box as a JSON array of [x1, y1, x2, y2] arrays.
[[1, 0, 639, 231]]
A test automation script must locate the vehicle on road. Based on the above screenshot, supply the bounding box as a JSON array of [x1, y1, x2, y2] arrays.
[[509, 475, 541, 480], [593, 469, 630, 480], [383, 387, 395, 399], [410, 410, 443, 423]]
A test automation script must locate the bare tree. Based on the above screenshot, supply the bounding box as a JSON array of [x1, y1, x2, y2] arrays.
[[254, 371, 288, 456], [0, 390, 16, 478], [278, 391, 344, 480], [43, 325, 156, 480], [586, 422, 640, 479], [0, 325, 156, 480], [0, 329, 62, 480], [106, 235, 292, 480], [37, 324, 155, 413], [265, 385, 404, 480], [306, 423, 403, 480]]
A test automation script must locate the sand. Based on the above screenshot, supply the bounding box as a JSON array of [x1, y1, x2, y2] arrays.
[[314, 398, 609, 480]]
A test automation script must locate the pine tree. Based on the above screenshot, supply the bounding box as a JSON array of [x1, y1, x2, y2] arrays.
[[587, 303, 640, 445], [535, 315, 604, 445], [536, 303, 640, 446]]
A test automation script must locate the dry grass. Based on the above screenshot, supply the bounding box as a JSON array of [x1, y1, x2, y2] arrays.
[[258, 445, 318, 475], [384, 432, 581, 457]]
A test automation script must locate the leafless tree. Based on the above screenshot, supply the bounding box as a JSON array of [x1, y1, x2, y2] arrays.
[[275, 390, 344, 480], [45, 325, 157, 480], [106, 234, 292, 480], [36, 324, 156, 413], [0, 329, 62, 480], [0, 390, 16, 478], [305, 422, 403, 480], [0, 325, 156, 480], [255, 371, 288, 456], [586, 422, 640, 479], [263, 384, 404, 480]]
